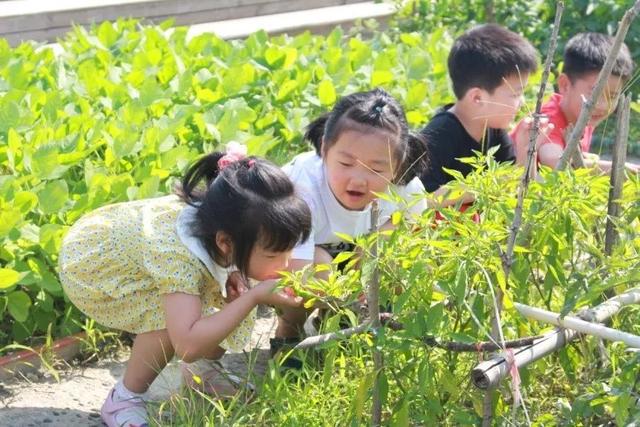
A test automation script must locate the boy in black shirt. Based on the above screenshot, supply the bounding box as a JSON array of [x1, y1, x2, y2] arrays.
[[421, 24, 538, 203]]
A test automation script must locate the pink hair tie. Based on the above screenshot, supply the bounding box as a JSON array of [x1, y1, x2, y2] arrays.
[[217, 141, 248, 170]]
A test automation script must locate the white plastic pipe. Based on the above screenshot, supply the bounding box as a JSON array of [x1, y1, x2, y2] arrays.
[[514, 302, 640, 348]]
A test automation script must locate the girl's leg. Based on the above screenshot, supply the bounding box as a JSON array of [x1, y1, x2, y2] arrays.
[[123, 329, 175, 393]]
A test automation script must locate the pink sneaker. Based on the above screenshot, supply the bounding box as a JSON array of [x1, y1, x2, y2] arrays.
[[100, 387, 148, 427]]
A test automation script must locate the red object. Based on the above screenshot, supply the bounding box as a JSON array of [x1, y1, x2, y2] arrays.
[[434, 202, 480, 223], [0, 332, 86, 381]]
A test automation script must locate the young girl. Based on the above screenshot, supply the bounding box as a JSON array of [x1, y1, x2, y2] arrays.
[[59, 145, 311, 427], [273, 88, 429, 356]]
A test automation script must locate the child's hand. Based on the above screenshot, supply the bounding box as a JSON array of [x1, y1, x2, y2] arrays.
[[512, 115, 554, 165], [251, 280, 304, 308], [224, 271, 249, 303]]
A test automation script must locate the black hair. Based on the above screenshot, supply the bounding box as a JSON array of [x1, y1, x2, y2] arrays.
[[177, 152, 311, 278], [303, 88, 428, 185], [563, 32, 634, 81], [448, 24, 539, 99]]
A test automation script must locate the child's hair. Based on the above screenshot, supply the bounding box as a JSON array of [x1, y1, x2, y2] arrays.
[[563, 32, 634, 82], [448, 24, 538, 99], [177, 153, 311, 277], [304, 87, 428, 185]]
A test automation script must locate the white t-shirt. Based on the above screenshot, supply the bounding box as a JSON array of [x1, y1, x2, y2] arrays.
[[283, 151, 427, 260]]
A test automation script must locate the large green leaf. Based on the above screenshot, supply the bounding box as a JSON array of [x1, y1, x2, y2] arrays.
[[7, 290, 31, 322], [38, 180, 69, 214], [0, 268, 20, 290]]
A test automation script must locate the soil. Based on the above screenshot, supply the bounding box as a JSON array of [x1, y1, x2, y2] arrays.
[[0, 307, 278, 427]]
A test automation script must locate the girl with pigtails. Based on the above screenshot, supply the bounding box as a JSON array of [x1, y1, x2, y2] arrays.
[[59, 143, 311, 427]]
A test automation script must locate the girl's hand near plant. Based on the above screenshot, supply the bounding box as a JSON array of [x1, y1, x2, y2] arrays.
[[249, 280, 304, 308]]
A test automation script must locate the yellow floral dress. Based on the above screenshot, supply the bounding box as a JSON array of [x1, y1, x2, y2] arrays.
[[58, 195, 255, 352]]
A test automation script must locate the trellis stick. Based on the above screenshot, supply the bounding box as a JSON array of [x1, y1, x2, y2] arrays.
[[514, 302, 640, 347], [472, 288, 640, 390], [369, 201, 383, 427], [556, 0, 640, 171], [604, 94, 631, 256], [292, 313, 543, 351], [482, 4, 564, 426]]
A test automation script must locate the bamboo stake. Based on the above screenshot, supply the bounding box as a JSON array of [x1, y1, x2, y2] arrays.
[[471, 288, 640, 390], [556, 0, 640, 171], [514, 302, 640, 347], [482, 4, 564, 425], [604, 94, 631, 255], [292, 313, 542, 351], [369, 201, 383, 427]]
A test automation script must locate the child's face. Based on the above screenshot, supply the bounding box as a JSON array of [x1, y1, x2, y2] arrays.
[[247, 244, 292, 281], [558, 71, 623, 127], [477, 73, 529, 129], [323, 128, 397, 211]]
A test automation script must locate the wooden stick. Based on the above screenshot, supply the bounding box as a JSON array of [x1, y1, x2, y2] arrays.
[[556, 0, 640, 171], [472, 288, 640, 390], [292, 313, 543, 352], [514, 302, 640, 347], [604, 94, 631, 255], [369, 201, 383, 427], [483, 3, 564, 425]]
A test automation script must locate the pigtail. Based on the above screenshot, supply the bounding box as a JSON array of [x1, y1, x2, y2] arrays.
[[178, 152, 225, 204], [304, 113, 330, 155], [395, 132, 429, 185]]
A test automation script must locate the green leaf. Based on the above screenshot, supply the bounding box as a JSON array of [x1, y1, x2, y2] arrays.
[[0, 101, 20, 133], [7, 290, 31, 322], [318, 79, 336, 106], [0, 208, 22, 237], [31, 144, 67, 180], [391, 399, 410, 427], [38, 180, 69, 214], [0, 268, 20, 289], [40, 224, 65, 254], [97, 21, 119, 48], [13, 191, 38, 214]]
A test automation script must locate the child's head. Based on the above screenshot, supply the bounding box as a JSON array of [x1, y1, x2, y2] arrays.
[[558, 32, 635, 127], [448, 24, 538, 129], [178, 150, 311, 281], [304, 88, 428, 211]]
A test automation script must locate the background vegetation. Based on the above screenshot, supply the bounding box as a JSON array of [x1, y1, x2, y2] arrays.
[[0, 1, 639, 424]]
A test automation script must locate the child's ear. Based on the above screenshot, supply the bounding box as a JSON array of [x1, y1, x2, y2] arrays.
[[557, 73, 571, 95], [215, 231, 233, 259], [465, 88, 484, 106]]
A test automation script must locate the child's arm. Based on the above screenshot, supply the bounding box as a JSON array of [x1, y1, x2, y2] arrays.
[[164, 281, 302, 362], [584, 155, 640, 174], [426, 185, 475, 209], [537, 143, 566, 169]]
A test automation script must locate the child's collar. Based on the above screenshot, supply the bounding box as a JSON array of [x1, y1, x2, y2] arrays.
[[175, 204, 233, 298]]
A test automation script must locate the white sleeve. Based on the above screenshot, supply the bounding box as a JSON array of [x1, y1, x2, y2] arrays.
[[291, 187, 317, 261], [402, 177, 427, 217], [378, 177, 427, 225]]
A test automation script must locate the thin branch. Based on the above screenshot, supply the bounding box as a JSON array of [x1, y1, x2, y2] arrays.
[[483, 4, 564, 426], [292, 313, 543, 352], [556, 0, 640, 170], [369, 201, 383, 427], [604, 94, 630, 255]]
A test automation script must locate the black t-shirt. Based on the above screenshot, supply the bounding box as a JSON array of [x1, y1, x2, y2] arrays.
[[420, 105, 516, 193]]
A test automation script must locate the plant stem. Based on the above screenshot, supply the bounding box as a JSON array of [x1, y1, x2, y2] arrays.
[[556, 0, 640, 171], [483, 4, 564, 425], [369, 201, 383, 427], [604, 94, 630, 256]]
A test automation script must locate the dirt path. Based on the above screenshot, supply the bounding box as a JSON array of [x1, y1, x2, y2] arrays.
[[0, 308, 278, 427]]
